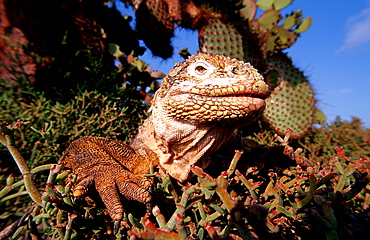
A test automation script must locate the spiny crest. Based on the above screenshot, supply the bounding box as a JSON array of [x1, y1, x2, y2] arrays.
[[171, 53, 263, 81], [154, 53, 263, 101]]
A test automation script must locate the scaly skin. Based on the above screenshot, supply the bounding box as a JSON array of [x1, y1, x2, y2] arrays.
[[59, 53, 269, 225]]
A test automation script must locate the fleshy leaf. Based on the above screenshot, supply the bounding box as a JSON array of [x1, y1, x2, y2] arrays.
[[257, 0, 274, 10], [240, 0, 257, 20], [295, 16, 312, 33], [274, 0, 293, 10]]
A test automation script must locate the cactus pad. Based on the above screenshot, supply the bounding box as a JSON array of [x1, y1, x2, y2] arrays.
[[262, 56, 315, 138], [198, 16, 316, 138], [198, 18, 261, 66], [135, 0, 174, 58], [199, 18, 245, 60]]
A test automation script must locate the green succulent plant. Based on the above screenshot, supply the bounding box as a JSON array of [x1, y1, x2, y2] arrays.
[[1, 124, 369, 239], [1, 1, 369, 239]]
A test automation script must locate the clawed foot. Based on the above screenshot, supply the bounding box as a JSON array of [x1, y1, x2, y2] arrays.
[[59, 136, 153, 232]]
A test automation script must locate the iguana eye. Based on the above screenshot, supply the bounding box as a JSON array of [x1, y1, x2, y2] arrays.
[[188, 60, 215, 79], [195, 65, 207, 74]]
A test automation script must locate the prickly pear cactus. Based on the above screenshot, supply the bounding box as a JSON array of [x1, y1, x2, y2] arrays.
[[142, 0, 175, 31], [262, 55, 315, 138], [199, 18, 244, 60], [135, 0, 174, 58], [197, 0, 315, 138], [130, 0, 318, 138], [198, 18, 261, 67]]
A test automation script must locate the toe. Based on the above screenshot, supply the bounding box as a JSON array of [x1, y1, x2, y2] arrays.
[[116, 175, 153, 203], [95, 176, 124, 221], [73, 176, 94, 198]]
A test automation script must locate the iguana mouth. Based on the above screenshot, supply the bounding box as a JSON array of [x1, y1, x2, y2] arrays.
[[211, 92, 267, 99], [165, 90, 267, 123], [189, 81, 269, 100]]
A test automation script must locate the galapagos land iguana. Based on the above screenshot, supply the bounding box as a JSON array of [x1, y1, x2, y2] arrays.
[[58, 53, 269, 226]]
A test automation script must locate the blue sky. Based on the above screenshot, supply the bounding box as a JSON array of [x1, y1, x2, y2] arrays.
[[283, 0, 370, 128], [119, 1, 370, 128]]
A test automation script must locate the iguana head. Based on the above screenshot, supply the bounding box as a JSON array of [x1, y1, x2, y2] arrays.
[[152, 53, 269, 126], [137, 53, 268, 182]]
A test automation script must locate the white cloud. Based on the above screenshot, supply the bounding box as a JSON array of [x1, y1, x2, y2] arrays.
[[328, 88, 353, 95], [338, 88, 353, 93], [337, 4, 370, 52]]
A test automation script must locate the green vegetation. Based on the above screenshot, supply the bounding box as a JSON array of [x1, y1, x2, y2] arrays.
[[1, 105, 369, 239], [1, 0, 369, 239]]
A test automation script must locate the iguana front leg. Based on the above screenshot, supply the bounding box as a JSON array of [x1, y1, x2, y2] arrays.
[[58, 136, 153, 222], [59, 53, 269, 232]]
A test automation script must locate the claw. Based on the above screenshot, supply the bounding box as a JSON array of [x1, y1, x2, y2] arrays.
[[113, 220, 121, 235], [146, 202, 152, 212], [60, 137, 154, 229]]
